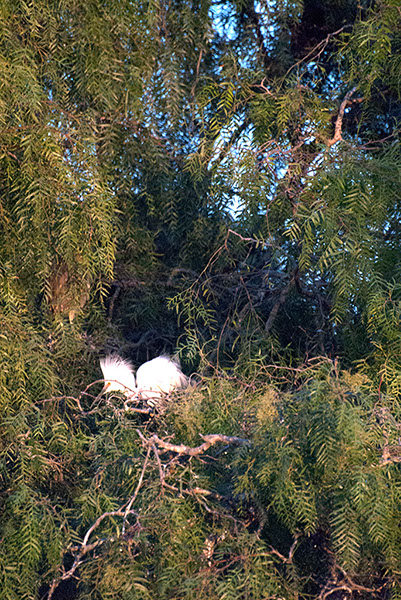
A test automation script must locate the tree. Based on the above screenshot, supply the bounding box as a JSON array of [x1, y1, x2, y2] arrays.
[[1, 0, 401, 598]]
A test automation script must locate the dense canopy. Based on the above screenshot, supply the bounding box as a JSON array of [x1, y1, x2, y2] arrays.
[[1, 0, 401, 598]]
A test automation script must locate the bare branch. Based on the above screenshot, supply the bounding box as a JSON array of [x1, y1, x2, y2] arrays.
[[47, 448, 151, 600], [327, 87, 357, 147], [319, 551, 387, 599], [269, 533, 300, 564], [122, 446, 152, 532], [265, 269, 297, 334], [286, 26, 347, 79], [137, 430, 250, 456]]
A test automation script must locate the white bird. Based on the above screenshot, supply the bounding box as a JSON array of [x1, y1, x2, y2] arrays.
[[136, 356, 188, 402], [100, 355, 137, 398], [99, 354, 188, 407]]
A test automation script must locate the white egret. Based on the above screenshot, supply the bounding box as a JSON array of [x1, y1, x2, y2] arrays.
[[99, 355, 137, 398], [99, 354, 188, 407], [136, 356, 188, 402]]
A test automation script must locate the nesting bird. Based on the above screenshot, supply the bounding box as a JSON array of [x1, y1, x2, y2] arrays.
[[100, 355, 137, 398], [136, 356, 188, 401], [99, 354, 188, 407]]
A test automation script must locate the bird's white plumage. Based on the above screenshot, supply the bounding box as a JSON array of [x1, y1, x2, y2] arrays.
[[136, 356, 188, 400], [100, 355, 137, 398], [100, 355, 188, 406]]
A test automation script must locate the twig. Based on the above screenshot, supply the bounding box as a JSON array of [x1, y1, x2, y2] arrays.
[[122, 446, 151, 532], [265, 270, 297, 334], [167, 267, 197, 286], [285, 26, 347, 79], [269, 533, 300, 564], [151, 440, 166, 488], [107, 284, 121, 322], [319, 551, 386, 599]]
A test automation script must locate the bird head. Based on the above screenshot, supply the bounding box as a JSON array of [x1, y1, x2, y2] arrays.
[[100, 355, 137, 398]]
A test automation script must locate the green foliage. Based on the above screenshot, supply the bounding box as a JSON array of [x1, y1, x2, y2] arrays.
[[2, 355, 401, 598], [1, 0, 401, 598]]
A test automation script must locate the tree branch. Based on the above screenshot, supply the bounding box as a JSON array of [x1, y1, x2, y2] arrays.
[[327, 87, 357, 146], [47, 447, 151, 600], [265, 273, 296, 334], [137, 430, 250, 456]]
